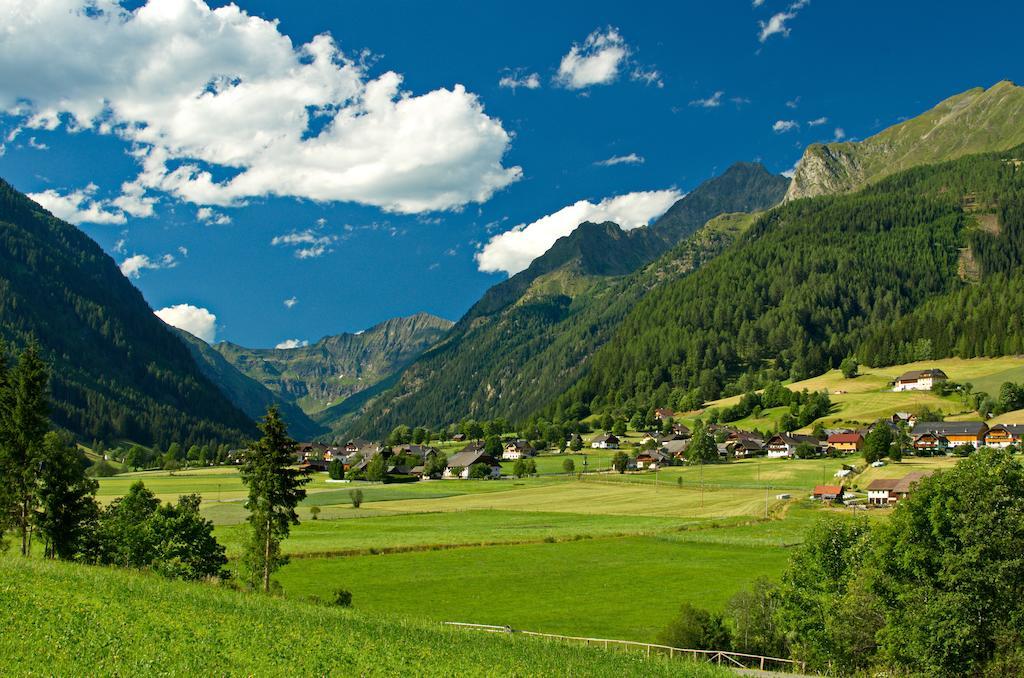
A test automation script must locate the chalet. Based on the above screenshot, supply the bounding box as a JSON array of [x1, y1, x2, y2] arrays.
[[661, 439, 690, 460], [442, 449, 502, 479], [451, 433, 467, 442], [891, 472, 930, 501], [812, 485, 843, 501], [890, 412, 917, 427], [729, 438, 765, 458], [912, 421, 988, 449], [672, 423, 692, 438], [826, 432, 864, 454], [765, 433, 821, 459], [866, 478, 899, 505], [392, 444, 438, 461], [295, 442, 328, 463], [344, 439, 371, 454], [636, 449, 670, 469], [591, 433, 620, 449], [502, 439, 536, 460], [912, 432, 949, 454], [984, 424, 1024, 449], [893, 368, 948, 392], [654, 408, 676, 421]]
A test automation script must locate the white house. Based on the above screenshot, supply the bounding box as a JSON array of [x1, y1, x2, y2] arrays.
[[442, 450, 502, 479], [591, 433, 620, 449], [765, 433, 821, 459], [501, 439, 535, 461], [892, 369, 948, 392]]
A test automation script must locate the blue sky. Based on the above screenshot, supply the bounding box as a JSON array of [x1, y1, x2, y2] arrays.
[[1, 0, 1022, 347]]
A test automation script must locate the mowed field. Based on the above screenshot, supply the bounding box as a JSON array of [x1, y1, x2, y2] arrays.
[[693, 356, 1024, 432], [93, 454, 966, 642]]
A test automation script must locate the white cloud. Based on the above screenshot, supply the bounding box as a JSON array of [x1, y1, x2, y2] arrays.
[[155, 303, 216, 342], [498, 70, 540, 91], [833, 127, 846, 141], [283, 296, 298, 309], [476, 189, 682, 276], [759, 1, 810, 43], [690, 91, 724, 108], [271, 229, 337, 259], [630, 66, 663, 88], [177, 245, 189, 257], [119, 252, 176, 278], [196, 207, 231, 225], [773, 119, 800, 133], [786, 97, 801, 109], [595, 153, 644, 167], [28, 183, 126, 224], [555, 27, 630, 89], [0, 0, 520, 215], [275, 339, 308, 349], [807, 116, 828, 126], [27, 136, 48, 150], [113, 238, 127, 254], [753, 0, 766, 6]]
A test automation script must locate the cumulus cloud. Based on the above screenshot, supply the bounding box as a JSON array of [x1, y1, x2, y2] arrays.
[[498, 70, 540, 91], [807, 116, 828, 126], [555, 27, 630, 89], [275, 339, 308, 349], [283, 296, 298, 309], [595, 153, 644, 167], [155, 303, 217, 342], [119, 253, 177, 278], [476, 189, 682, 276], [196, 207, 231, 225], [833, 127, 846, 141], [690, 91, 724, 108], [271, 229, 338, 259], [773, 119, 800, 133], [28, 183, 126, 224], [0, 0, 520, 214], [759, 0, 810, 43]]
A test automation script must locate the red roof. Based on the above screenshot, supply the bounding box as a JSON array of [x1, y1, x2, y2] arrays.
[[827, 433, 863, 444], [813, 485, 842, 495]]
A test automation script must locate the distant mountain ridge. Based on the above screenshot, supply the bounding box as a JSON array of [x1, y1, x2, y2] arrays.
[[340, 163, 788, 437], [786, 80, 1024, 201], [0, 178, 256, 447], [212, 312, 452, 417]]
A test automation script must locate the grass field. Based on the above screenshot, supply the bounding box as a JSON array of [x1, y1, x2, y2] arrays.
[[0, 557, 729, 677], [693, 356, 1024, 432]]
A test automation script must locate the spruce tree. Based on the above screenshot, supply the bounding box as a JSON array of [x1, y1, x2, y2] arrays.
[[35, 432, 99, 560], [240, 405, 309, 592]]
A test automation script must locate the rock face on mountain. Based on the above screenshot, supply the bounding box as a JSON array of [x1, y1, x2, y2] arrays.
[[0, 178, 256, 447], [212, 313, 452, 416], [340, 163, 788, 437], [785, 81, 1024, 201]]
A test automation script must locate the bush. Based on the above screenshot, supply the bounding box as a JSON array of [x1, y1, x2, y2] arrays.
[[87, 459, 119, 477], [468, 463, 492, 480], [658, 602, 731, 651], [840, 357, 859, 379], [349, 489, 364, 508], [333, 588, 353, 608], [562, 458, 575, 474], [327, 459, 344, 480], [309, 506, 321, 520]]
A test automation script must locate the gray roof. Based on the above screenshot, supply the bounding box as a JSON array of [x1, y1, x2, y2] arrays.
[[446, 450, 499, 468], [911, 421, 987, 436], [896, 369, 948, 381], [987, 424, 1024, 436]]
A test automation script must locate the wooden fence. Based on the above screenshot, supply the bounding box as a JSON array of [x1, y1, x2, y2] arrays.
[[443, 622, 807, 673]]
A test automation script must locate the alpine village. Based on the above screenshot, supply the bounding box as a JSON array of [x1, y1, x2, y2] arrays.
[[4, 2, 1024, 676]]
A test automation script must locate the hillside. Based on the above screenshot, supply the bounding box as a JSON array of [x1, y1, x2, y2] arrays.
[[556, 144, 1024, 418], [213, 313, 451, 416], [0, 557, 723, 677], [343, 164, 787, 436], [786, 80, 1024, 201], [0, 179, 255, 447], [174, 329, 326, 440]]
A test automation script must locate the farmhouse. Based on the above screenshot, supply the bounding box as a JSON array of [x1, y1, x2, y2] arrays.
[[867, 472, 931, 505], [661, 439, 689, 460], [984, 424, 1024, 448], [591, 433, 620, 449], [826, 432, 864, 454], [502, 439, 536, 460], [812, 485, 843, 501], [729, 438, 765, 458], [765, 433, 821, 459], [442, 449, 502, 479], [892, 368, 948, 392], [890, 412, 917, 427], [912, 421, 988, 449], [636, 449, 671, 469], [654, 408, 676, 421], [912, 432, 949, 454]]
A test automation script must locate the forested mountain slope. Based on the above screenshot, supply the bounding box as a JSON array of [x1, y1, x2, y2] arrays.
[[213, 313, 451, 416], [0, 179, 256, 447], [786, 80, 1024, 201], [174, 329, 326, 440], [554, 146, 1024, 418], [342, 164, 787, 437]]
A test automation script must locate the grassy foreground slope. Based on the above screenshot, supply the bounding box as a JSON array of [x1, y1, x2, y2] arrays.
[[0, 558, 727, 677]]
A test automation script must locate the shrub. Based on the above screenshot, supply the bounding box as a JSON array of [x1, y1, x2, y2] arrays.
[[658, 602, 731, 651], [349, 489, 364, 508], [327, 459, 344, 480], [87, 459, 119, 477], [333, 588, 353, 608], [309, 506, 321, 520], [562, 458, 575, 474]]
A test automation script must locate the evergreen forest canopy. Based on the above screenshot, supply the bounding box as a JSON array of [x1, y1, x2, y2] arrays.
[[552, 146, 1024, 419], [0, 179, 255, 449]]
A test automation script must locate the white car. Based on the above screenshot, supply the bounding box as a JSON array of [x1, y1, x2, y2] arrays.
[[871, 461, 886, 467]]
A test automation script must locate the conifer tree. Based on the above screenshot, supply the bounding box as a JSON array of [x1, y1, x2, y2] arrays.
[[35, 432, 99, 560], [240, 405, 309, 592]]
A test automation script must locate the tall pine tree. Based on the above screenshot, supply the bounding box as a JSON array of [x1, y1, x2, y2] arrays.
[[35, 431, 99, 560], [240, 405, 309, 592]]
